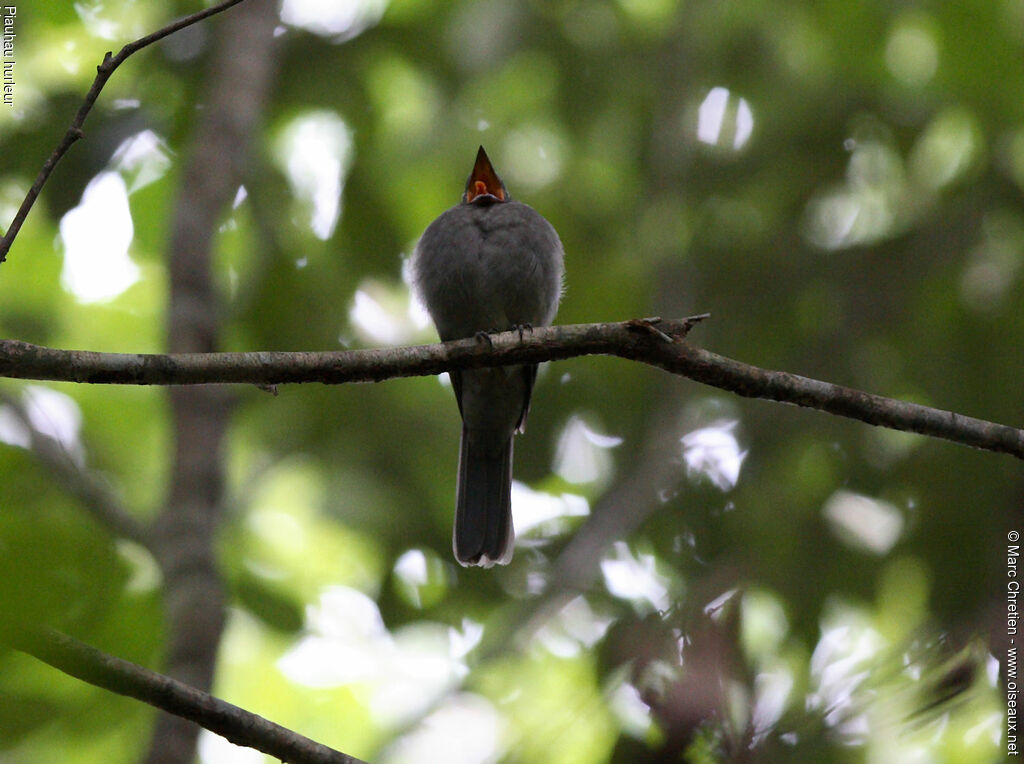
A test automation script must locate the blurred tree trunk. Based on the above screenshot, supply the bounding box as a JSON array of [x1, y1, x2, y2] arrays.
[[146, 1, 279, 761]]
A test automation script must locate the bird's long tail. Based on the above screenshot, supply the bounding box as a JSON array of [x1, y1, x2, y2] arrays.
[[454, 426, 514, 567]]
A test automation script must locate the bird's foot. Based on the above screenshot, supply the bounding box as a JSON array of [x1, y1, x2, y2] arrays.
[[513, 323, 533, 341]]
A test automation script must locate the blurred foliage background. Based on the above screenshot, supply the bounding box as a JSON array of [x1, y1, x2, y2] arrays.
[[0, 0, 1021, 761]]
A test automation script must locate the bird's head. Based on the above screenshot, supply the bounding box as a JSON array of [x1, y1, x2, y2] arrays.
[[462, 146, 508, 205]]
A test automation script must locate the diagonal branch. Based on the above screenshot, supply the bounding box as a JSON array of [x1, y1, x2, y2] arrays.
[[0, 0, 252, 264], [1, 623, 365, 764], [0, 316, 1020, 459], [0, 390, 149, 546]]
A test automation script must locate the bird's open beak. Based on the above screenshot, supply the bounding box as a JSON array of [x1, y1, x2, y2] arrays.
[[463, 146, 507, 204]]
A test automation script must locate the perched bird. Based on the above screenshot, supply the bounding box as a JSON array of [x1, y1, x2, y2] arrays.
[[413, 147, 564, 567]]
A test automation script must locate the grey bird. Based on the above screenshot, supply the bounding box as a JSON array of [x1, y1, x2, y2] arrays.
[[413, 147, 564, 567]]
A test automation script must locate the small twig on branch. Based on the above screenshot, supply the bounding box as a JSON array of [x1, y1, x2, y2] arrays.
[[1, 624, 365, 764], [0, 316, 1021, 459], [0, 0, 252, 264]]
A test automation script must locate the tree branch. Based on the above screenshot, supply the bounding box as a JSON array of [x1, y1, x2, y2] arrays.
[[0, 390, 149, 546], [0, 0, 252, 264], [0, 316, 1020, 459], [1, 624, 365, 764]]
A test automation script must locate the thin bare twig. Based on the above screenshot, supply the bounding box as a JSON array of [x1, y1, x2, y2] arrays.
[[0, 0, 252, 263], [0, 316, 1021, 459], [2, 624, 365, 764]]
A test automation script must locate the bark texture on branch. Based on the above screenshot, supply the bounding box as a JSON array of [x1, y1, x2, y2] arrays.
[[2, 624, 364, 764], [0, 316, 1021, 459]]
